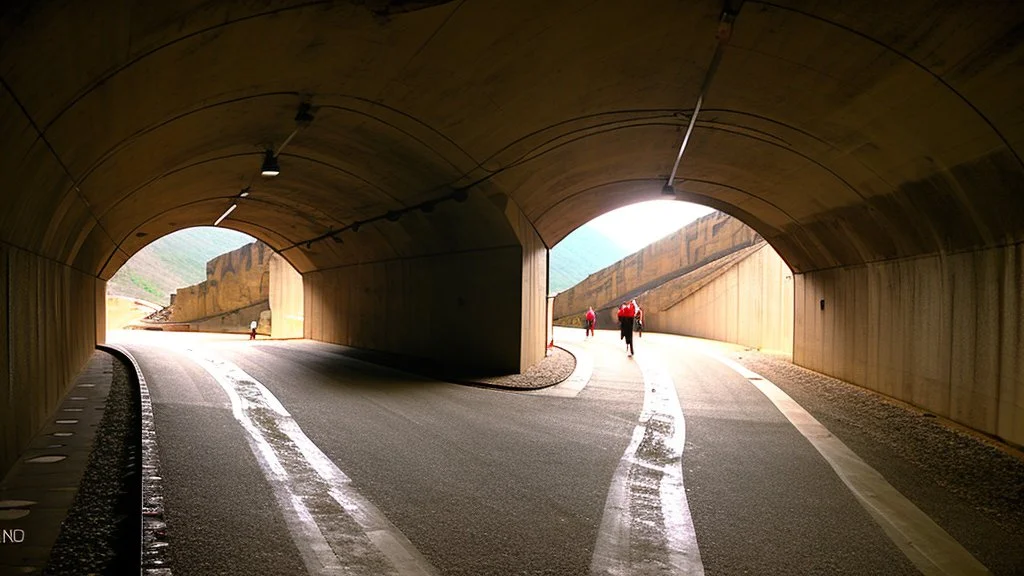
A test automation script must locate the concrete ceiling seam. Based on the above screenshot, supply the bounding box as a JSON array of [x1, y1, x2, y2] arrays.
[[84, 105, 410, 220], [699, 108, 898, 191], [319, 103, 475, 173], [532, 177, 798, 246], [281, 184, 473, 252], [748, 0, 1024, 171], [98, 196, 326, 278], [76, 92, 303, 187], [476, 109, 683, 171], [116, 194, 337, 247], [83, 93, 486, 239], [383, 0, 466, 97], [500, 119, 869, 209], [36, 1, 335, 133], [0, 75, 130, 265], [0, 238, 92, 278], [99, 217, 310, 280], [308, 241, 523, 276], [536, 177, 800, 228]]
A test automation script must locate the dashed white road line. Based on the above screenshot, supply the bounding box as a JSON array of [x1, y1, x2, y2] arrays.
[[185, 347, 437, 576], [706, 353, 992, 576], [591, 351, 704, 576]]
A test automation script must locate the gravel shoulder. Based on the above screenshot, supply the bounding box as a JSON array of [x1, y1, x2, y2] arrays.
[[728, 349, 1024, 575], [468, 346, 576, 389], [45, 357, 139, 575]]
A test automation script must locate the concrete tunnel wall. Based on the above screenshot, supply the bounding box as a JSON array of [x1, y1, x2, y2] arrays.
[[2, 0, 1024, 471], [645, 243, 794, 355], [303, 197, 547, 374], [0, 245, 105, 476], [795, 244, 1024, 446]]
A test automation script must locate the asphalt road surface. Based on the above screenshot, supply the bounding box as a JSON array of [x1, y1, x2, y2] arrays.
[[108, 329, 1013, 576]]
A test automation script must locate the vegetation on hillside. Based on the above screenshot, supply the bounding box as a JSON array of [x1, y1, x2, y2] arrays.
[[549, 226, 631, 294], [109, 222, 630, 305], [107, 227, 255, 305]]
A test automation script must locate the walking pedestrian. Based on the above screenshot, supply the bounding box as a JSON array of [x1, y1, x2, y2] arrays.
[[635, 302, 643, 338], [250, 319, 258, 340], [585, 306, 596, 337], [617, 302, 628, 343], [622, 300, 636, 356]]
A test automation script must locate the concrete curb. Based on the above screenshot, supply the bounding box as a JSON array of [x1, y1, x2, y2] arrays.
[[98, 344, 173, 576]]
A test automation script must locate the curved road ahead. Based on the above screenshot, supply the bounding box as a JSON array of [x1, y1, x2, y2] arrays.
[[108, 329, 1017, 576]]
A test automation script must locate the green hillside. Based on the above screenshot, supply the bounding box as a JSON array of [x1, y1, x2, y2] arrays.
[[549, 225, 630, 294], [110, 223, 623, 305], [107, 227, 255, 305]]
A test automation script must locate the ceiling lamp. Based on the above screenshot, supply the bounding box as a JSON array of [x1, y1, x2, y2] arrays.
[[261, 150, 280, 177]]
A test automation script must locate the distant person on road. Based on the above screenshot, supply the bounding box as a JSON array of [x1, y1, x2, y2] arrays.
[[617, 302, 628, 342], [250, 320, 258, 340], [621, 300, 636, 356], [635, 302, 643, 338], [585, 307, 596, 337]]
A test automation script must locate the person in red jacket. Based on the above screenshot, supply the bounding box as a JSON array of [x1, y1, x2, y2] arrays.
[[619, 300, 636, 356], [585, 306, 596, 338], [617, 302, 628, 342]]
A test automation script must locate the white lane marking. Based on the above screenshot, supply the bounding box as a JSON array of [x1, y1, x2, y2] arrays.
[[591, 352, 704, 576], [526, 342, 593, 397], [185, 347, 438, 576], [707, 353, 992, 576]]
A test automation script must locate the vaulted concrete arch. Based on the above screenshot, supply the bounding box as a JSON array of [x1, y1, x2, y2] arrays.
[[2, 0, 1023, 474]]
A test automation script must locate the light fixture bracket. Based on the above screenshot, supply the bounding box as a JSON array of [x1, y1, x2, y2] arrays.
[[261, 150, 281, 177]]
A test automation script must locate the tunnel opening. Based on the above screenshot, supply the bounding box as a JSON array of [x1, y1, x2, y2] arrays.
[[551, 199, 794, 355], [105, 226, 304, 340]]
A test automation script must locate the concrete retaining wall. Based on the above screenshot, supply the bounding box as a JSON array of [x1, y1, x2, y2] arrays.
[[553, 211, 759, 319], [794, 242, 1024, 446], [645, 243, 794, 354], [270, 253, 304, 339], [169, 241, 271, 323], [0, 245, 103, 476]]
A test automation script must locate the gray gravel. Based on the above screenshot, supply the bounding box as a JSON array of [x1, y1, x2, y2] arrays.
[[730, 349, 1024, 574], [469, 346, 576, 389], [45, 358, 139, 575]]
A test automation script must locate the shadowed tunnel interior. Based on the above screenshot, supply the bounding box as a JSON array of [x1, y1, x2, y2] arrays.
[[1, 0, 1023, 474]]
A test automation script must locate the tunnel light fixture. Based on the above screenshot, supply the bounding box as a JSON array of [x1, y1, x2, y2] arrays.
[[351, 221, 361, 232], [214, 203, 237, 226], [239, 187, 250, 198], [451, 189, 469, 203], [385, 210, 402, 222], [261, 150, 281, 177]]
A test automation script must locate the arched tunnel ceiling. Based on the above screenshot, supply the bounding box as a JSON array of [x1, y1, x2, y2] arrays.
[[1, 0, 1022, 277]]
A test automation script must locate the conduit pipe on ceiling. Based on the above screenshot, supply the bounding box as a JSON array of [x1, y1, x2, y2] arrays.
[[214, 103, 314, 226], [272, 102, 316, 160], [664, 6, 739, 195]]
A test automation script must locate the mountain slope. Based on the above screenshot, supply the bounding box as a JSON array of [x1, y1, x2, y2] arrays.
[[107, 227, 256, 305], [549, 225, 631, 294]]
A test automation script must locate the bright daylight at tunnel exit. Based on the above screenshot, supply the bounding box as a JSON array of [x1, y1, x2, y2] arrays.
[[1, 1, 1022, 575]]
